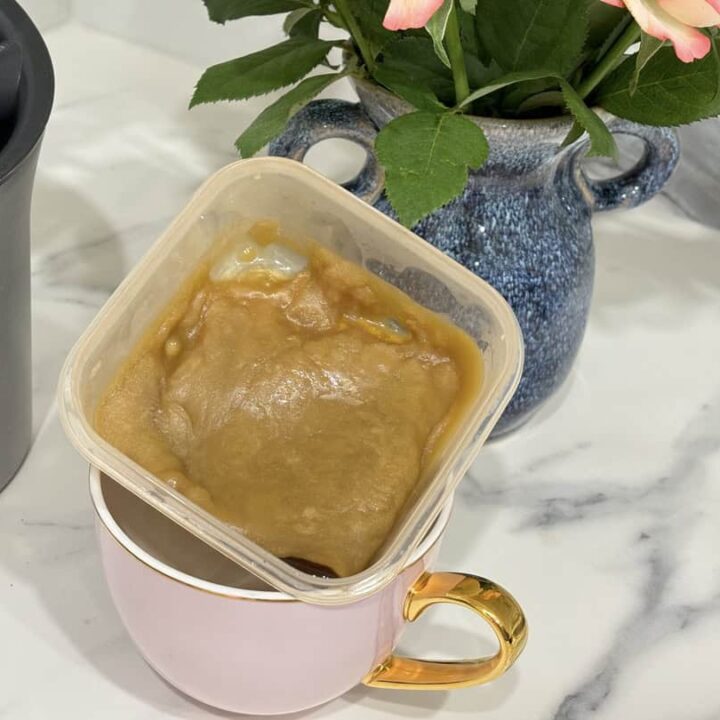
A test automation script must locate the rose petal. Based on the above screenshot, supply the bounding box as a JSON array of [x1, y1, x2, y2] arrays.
[[383, 0, 445, 30], [600, 0, 627, 7], [658, 0, 720, 27], [624, 0, 713, 61], [667, 26, 712, 61]]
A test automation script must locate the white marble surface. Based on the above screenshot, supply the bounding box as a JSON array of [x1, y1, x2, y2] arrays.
[[1, 20, 720, 720], [72, 0, 286, 66], [17, 0, 70, 32], [21, 0, 286, 64]]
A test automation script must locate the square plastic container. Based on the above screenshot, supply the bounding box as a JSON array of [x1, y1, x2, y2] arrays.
[[58, 158, 523, 605]]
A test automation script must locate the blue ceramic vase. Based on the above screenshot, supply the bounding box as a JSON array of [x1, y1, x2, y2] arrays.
[[269, 80, 679, 435]]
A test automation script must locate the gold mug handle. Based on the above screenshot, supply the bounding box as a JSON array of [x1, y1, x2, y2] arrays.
[[364, 572, 528, 690]]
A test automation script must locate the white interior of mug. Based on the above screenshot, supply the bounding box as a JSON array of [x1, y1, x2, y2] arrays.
[[90, 466, 452, 602]]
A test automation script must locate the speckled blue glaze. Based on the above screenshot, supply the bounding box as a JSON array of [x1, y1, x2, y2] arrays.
[[270, 80, 679, 435]]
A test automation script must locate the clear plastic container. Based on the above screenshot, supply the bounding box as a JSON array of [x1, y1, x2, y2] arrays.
[[58, 158, 523, 605]]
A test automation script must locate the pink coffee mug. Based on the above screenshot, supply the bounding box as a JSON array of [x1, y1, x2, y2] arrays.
[[90, 466, 527, 715]]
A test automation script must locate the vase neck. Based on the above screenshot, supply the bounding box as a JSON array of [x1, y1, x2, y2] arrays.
[[355, 81, 572, 175], [479, 129, 567, 176], [357, 87, 573, 177]]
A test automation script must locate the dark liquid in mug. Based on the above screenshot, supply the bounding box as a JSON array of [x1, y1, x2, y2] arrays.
[[282, 557, 338, 579]]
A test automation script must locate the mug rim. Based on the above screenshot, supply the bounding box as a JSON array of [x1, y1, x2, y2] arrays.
[[89, 465, 452, 603]]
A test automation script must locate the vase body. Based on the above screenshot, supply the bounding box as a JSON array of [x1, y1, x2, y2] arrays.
[[270, 81, 679, 434]]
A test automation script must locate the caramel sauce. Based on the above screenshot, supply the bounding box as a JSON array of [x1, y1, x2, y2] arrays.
[[95, 221, 483, 577]]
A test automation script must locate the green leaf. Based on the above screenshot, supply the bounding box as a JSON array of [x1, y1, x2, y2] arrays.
[[475, 0, 590, 74], [559, 80, 617, 157], [516, 89, 565, 114], [350, 0, 396, 60], [190, 38, 334, 107], [586, 2, 628, 58], [561, 120, 584, 148], [425, 0, 453, 69], [499, 75, 564, 113], [712, 36, 720, 103], [458, 68, 558, 108], [376, 37, 455, 104], [631, 33, 665, 94], [373, 65, 447, 111], [596, 45, 720, 125], [375, 111, 489, 226], [465, 54, 501, 92], [236, 73, 344, 157], [203, 0, 307, 23], [283, 7, 322, 38], [459, 0, 477, 13], [459, 8, 491, 68]]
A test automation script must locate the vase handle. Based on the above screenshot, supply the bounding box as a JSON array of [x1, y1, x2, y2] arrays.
[[576, 120, 679, 212], [268, 99, 385, 205]]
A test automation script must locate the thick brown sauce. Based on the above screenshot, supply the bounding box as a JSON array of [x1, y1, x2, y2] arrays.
[[95, 221, 483, 577]]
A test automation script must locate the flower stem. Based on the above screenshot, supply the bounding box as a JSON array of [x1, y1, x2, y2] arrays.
[[333, 0, 375, 72], [324, 9, 344, 28], [445, 1, 470, 106], [577, 20, 641, 100]]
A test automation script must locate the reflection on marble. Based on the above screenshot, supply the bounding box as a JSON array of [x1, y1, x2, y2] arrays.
[[73, 0, 286, 67], [0, 20, 718, 720], [663, 120, 720, 229], [17, 0, 71, 32]]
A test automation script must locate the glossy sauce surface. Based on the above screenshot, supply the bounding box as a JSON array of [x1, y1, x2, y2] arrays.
[[95, 222, 482, 577]]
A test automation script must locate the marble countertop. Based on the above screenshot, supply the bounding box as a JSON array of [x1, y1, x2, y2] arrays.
[[1, 20, 719, 720]]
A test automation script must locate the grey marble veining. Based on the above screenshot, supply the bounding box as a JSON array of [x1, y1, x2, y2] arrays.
[[522, 399, 719, 719]]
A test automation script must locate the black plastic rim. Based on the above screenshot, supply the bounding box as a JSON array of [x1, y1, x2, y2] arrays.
[[0, 0, 54, 182]]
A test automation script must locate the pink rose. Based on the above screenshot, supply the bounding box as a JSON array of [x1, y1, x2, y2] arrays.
[[602, 0, 720, 62], [382, 0, 445, 30]]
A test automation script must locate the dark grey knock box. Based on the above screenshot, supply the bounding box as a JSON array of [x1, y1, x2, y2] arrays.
[[0, 1, 54, 490]]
